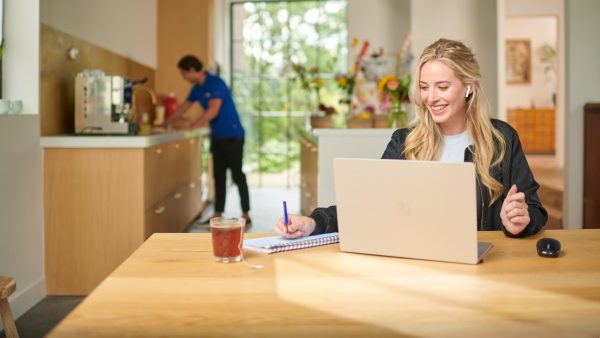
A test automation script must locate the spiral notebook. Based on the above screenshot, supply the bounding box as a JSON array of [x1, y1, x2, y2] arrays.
[[243, 232, 339, 254]]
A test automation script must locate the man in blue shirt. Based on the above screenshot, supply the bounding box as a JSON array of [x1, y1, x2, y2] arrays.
[[166, 55, 251, 225]]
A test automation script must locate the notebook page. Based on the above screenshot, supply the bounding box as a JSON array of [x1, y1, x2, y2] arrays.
[[244, 232, 339, 254]]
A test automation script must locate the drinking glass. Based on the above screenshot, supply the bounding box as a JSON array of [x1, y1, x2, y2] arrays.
[[210, 217, 246, 263]]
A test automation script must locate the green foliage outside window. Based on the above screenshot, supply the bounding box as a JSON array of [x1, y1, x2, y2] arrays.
[[231, 1, 347, 179]]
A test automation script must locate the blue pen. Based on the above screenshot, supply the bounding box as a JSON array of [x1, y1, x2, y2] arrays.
[[283, 201, 289, 233]]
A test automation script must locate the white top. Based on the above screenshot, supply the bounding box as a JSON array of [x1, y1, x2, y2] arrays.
[[439, 131, 473, 163], [313, 128, 395, 207], [313, 128, 396, 137], [39, 128, 210, 149]]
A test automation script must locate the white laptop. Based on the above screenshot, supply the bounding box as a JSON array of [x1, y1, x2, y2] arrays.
[[333, 158, 492, 264]]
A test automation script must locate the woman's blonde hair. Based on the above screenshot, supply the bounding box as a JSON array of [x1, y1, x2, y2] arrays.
[[403, 38, 507, 204]]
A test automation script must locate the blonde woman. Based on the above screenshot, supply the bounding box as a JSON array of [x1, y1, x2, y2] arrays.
[[275, 38, 547, 238]]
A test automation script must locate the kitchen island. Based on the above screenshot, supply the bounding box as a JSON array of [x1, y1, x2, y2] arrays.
[[299, 128, 396, 214], [40, 128, 210, 295], [313, 128, 396, 207]]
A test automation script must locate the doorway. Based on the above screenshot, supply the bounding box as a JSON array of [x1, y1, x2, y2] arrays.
[[502, 14, 564, 229]]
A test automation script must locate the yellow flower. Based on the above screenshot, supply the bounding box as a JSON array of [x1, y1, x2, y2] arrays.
[[352, 37, 359, 49], [386, 79, 399, 91], [337, 76, 348, 87], [314, 78, 324, 88], [356, 112, 371, 120], [378, 75, 396, 93]]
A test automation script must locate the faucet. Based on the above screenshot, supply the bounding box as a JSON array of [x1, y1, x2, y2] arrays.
[[131, 85, 157, 122]]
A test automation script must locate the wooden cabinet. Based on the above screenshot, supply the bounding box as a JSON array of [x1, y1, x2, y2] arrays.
[[45, 136, 205, 295], [300, 134, 318, 215], [584, 103, 600, 228], [507, 108, 555, 154], [144, 137, 203, 236]]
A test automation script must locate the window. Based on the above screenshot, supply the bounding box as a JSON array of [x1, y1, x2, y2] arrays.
[[231, 1, 347, 187]]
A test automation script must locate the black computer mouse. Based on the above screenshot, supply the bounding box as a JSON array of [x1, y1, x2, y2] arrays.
[[536, 238, 561, 258]]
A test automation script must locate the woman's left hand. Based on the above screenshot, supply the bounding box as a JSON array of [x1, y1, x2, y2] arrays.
[[500, 184, 530, 235]]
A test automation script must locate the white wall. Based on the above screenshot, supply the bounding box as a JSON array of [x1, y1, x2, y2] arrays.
[[564, 0, 600, 229], [347, 0, 410, 56], [0, 116, 45, 329], [505, 17, 557, 109], [506, 0, 563, 15], [40, 0, 157, 68], [0, 0, 45, 329], [2, 0, 40, 114], [411, 0, 498, 117]]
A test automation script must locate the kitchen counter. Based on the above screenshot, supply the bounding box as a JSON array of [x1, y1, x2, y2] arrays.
[[43, 128, 209, 295], [295, 126, 318, 144], [313, 128, 397, 137], [40, 128, 210, 148]]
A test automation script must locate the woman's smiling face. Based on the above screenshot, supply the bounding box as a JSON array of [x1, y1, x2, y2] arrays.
[[419, 60, 469, 135]]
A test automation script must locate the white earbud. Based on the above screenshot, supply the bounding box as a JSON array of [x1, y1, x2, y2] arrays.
[[465, 85, 471, 98]]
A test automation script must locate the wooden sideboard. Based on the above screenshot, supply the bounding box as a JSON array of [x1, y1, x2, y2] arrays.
[[584, 103, 600, 228], [507, 108, 555, 154], [43, 133, 206, 295]]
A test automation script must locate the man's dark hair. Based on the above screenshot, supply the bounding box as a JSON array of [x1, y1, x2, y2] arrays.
[[178, 55, 203, 71]]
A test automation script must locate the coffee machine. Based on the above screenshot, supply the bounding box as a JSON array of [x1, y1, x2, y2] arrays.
[[75, 71, 135, 134]]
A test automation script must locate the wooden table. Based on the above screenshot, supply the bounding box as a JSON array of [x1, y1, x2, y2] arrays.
[[49, 230, 600, 337]]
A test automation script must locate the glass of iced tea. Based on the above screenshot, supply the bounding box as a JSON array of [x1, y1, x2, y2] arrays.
[[210, 217, 246, 263]]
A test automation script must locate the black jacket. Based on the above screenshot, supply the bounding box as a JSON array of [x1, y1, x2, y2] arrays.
[[310, 119, 547, 238]]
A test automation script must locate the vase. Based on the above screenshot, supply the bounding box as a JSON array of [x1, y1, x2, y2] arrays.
[[310, 115, 333, 129], [372, 114, 389, 128], [346, 116, 373, 128], [389, 100, 407, 128]]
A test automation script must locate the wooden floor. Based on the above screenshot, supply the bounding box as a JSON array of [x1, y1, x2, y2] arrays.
[[527, 155, 564, 229]]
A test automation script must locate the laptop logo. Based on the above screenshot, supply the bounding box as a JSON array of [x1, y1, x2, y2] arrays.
[[395, 202, 412, 217]]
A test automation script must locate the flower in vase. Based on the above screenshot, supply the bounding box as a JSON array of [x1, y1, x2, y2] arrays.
[[355, 106, 375, 120], [335, 74, 348, 88], [378, 74, 411, 127], [396, 31, 414, 79], [378, 74, 411, 103], [335, 39, 370, 106], [318, 103, 337, 116], [386, 79, 399, 91], [290, 62, 336, 116]]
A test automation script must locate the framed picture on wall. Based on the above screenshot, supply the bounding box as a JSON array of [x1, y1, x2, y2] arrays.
[[506, 39, 531, 84]]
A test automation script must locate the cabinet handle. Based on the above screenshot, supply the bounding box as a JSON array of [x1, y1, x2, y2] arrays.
[[155, 148, 162, 154], [174, 192, 182, 200], [175, 143, 180, 149], [189, 182, 196, 189], [154, 206, 166, 214]]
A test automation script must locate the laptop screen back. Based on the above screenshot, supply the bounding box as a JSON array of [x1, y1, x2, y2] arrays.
[[333, 158, 480, 264]]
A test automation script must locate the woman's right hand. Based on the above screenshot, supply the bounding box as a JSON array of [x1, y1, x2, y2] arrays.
[[273, 214, 316, 238]]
